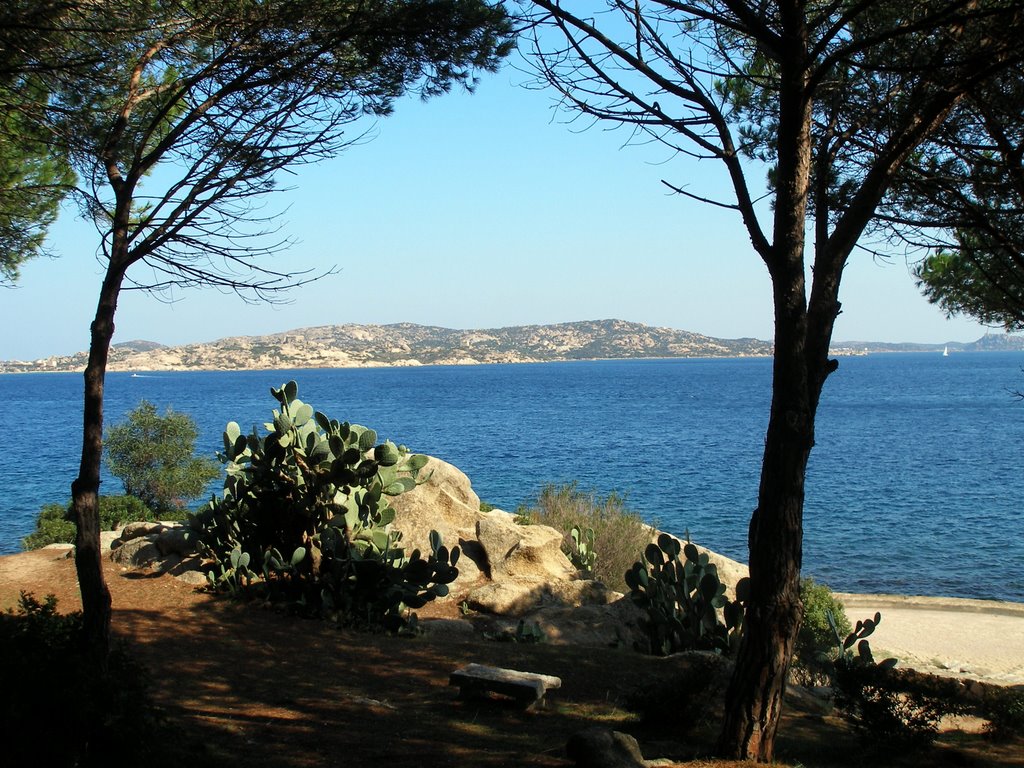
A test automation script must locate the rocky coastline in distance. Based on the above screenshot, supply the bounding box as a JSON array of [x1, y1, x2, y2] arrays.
[[3, 319, 1023, 373]]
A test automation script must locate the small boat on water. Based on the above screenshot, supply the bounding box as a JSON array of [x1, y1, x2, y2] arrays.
[[943, 346, 949, 357]]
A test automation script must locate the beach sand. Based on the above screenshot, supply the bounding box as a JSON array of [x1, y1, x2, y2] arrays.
[[837, 593, 1024, 685]]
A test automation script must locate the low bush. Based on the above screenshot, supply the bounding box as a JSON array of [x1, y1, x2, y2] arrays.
[[22, 494, 159, 550], [982, 687, 1024, 741], [791, 577, 852, 686], [834, 661, 972, 750], [0, 592, 165, 767], [830, 611, 973, 751], [106, 400, 220, 512], [516, 482, 652, 591]]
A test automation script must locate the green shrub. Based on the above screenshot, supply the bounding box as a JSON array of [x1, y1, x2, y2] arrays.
[[192, 380, 458, 631], [791, 577, 852, 686], [828, 611, 970, 751], [0, 592, 165, 766], [516, 482, 652, 591], [983, 687, 1024, 741], [21, 502, 76, 549], [106, 400, 220, 512], [22, 494, 159, 550]]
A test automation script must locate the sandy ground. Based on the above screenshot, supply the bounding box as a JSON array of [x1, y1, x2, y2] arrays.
[[837, 593, 1024, 685]]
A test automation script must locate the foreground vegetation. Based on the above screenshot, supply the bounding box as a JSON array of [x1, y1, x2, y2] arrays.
[[0, 594, 168, 767], [22, 495, 158, 550], [192, 382, 458, 631]]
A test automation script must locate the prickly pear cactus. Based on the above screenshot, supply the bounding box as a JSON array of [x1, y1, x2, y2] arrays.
[[624, 533, 748, 656], [192, 380, 458, 630]]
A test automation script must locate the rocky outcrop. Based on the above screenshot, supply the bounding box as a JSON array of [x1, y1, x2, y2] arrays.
[[98, 455, 748, 650], [565, 728, 647, 768], [476, 511, 575, 582], [108, 520, 207, 585], [1, 320, 777, 373], [389, 456, 487, 583]]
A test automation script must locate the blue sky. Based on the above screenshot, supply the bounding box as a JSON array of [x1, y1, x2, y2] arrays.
[[0, 64, 995, 362]]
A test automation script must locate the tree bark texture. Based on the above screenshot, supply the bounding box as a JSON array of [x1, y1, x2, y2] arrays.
[[717, 8, 824, 758], [71, 256, 127, 666]]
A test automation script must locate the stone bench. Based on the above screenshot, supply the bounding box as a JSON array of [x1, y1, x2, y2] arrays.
[[449, 663, 562, 708]]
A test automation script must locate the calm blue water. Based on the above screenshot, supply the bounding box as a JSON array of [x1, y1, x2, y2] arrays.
[[2, 353, 1022, 601]]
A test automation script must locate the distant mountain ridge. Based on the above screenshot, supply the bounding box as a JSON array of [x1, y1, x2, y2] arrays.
[[2, 320, 1022, 373]]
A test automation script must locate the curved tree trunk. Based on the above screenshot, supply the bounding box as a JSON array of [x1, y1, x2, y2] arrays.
[[71, 261, 127, 667]]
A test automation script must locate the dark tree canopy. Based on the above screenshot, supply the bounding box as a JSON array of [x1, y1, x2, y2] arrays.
[[897, 62, 1024, 330], [0, 1, 79, 283], [916, 243, 1024, 330], [521, 0, 1024, 760]]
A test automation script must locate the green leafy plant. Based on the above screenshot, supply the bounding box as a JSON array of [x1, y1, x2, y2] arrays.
[[516, 619, 546, 643], [22, 494, 157, 550], [791, 578, 852, 686], [624, 533, 748, 656], [485, 619, 546, 644], [192, 380, 459, 631], [569, 524, 597, 576], [516, 482, 652, 591], [106, 400, 220, 512]]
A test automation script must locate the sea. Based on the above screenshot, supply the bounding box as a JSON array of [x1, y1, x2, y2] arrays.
[[2, 351, 1022, 602]]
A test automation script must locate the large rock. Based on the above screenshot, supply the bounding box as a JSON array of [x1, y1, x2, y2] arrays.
[[565, 728, 646, 768], [467, 578, 551, 616], [389, 456, 484, 575], [526, 597, 643, 648], [119, 521, 165, 542], [476, 511, 575, 582], [109, 536, 161, 567], [467, 578, 619, 617], [155, 525, 196, 556]]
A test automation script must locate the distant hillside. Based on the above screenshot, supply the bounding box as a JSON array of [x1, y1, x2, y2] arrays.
[[113, 339, 167, 353], [1, 320, 773, 372], [829, 332, 1024, 355], [3, 321, 1021, 373]]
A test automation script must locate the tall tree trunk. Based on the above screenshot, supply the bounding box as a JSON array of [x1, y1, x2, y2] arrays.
[[71, 261, 126, 667], [718, 7, 818, 757], [717, 317, 817, 759]]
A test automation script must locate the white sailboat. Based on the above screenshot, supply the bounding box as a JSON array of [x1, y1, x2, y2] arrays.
[[943, 346, 949, 357]]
